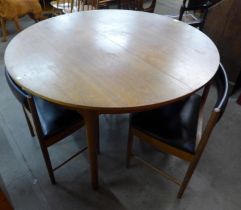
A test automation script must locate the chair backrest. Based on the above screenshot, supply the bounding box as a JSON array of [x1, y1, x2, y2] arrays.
[[54, 0, 73, 10], [5, 68, 31, 110], [196, 63, 228, 147], [52, 0, 92, 13], [5, 68, 48, 139], [61, 0, 99, 13]]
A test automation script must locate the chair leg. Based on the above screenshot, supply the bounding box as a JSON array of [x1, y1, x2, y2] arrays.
[[179, 6, 185, 21], [96, 119, 100, 154], [126, 126, 134, 168], [177, 158, 199, 198], [39, 144, 56, 184], [22, 107, 35, 137], [1, 18, 8, 42]]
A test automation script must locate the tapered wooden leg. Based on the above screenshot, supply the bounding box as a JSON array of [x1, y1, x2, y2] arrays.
[[126, 126, 134, 168], [178, 6, 185, 20], [178, 113, 219, 198], [82, 111, 99, 190], [177, 159, 198, 198], [39, 144, 56, 184], [94, 114, 100, 154], [22, 107, 35, 137]]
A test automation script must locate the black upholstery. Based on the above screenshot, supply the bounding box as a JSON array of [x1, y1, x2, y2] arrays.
[[5, 69, 83, 139], [130, 64, 229, 155], [130, 94, 201, 154], [127, 64, 229, 198], [33, 97, 82, 138], [5, 68, 85, 184]]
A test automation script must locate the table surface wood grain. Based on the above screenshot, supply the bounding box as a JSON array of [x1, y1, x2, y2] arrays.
[[5, 10, 219, 113]]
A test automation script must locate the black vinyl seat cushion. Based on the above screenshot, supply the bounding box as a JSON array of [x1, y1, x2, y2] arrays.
[[34, 96, 83, 138], [130, 94, 201, 154]]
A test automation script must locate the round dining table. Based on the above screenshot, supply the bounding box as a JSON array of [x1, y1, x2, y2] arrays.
[[4, 10, 220, 189]]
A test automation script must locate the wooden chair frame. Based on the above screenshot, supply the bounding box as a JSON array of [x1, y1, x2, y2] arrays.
[[120, 0, 156, 13], [5, 70, 86, 184], [178, 0, 209, 31], [126, 64, 229, 198], [178, 0, 222, 31], [51, 0, 115, 14]]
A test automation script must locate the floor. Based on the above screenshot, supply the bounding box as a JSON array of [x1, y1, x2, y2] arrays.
[[1, 1, 241, 210]]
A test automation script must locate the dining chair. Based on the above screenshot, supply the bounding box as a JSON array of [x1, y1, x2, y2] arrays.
[[178, 0, 222, 31], [5, 69, 86, 184], [50, 0, 82, 14], [126, 64, 229, 198], [50, 0, 114, 14], [63, 0, 99, 13]]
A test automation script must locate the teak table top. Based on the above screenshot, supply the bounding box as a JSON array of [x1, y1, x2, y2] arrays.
[[5, 10, 219, 113]]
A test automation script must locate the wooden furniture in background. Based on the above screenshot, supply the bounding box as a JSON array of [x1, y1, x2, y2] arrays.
[[51, 0, 98, 14], [120, 0, 156, 12], [50, 0, 117, 14], [204, 0, 241, 82], [5, 70, 86, 184], [126, 64, 229, 198], [179, 0, 210, 31], [0, 0, 43, 42], [176, 0, 222, 31], [5, 10, 220, 189]]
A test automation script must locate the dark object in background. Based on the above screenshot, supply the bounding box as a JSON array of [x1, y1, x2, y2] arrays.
[[178, 0, 222, 31]]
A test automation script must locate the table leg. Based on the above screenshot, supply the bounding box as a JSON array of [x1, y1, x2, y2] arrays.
[[81, 111, 99, 189]]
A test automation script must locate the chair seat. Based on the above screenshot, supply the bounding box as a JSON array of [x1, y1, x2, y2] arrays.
[[130, 94, 201, 154], [34, 97, 83, 138]]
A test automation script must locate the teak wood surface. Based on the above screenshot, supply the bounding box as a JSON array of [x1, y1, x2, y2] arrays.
[[4, 10, 220, 189]]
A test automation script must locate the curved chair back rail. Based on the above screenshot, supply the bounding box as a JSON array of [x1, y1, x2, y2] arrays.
[[5, 68, 86, 184], [212, 63, 229, 112], [126, 63, 229, 198]]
